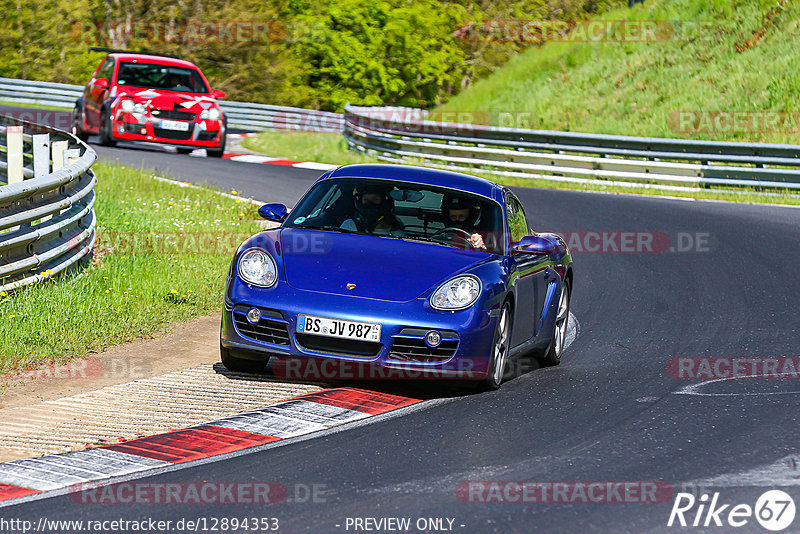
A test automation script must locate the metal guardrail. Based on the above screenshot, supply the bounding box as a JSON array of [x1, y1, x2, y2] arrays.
[[0, 77, 344, 132], [344, 105, 800, 191], [0, 115, 97, 292], [5, 77, 799, 191]]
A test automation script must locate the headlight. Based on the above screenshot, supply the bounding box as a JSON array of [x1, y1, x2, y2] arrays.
[[133, 103, 146, 114], [430, 275, 481, 310], [238, 248, 277, 287], [200, 108, 221, 121], [120, 99, 135, 113]]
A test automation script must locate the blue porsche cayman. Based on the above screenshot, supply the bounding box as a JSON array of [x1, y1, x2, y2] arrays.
[[220, 164, 573, 389]]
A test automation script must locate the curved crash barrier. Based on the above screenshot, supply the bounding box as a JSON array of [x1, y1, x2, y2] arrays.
[[343, 104, 800, 191], [0, 115, 97, 292]]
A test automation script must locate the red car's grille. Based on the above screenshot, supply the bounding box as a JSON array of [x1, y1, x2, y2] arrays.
[[152, 128, 193, 141], [151, 109, 197, 121]]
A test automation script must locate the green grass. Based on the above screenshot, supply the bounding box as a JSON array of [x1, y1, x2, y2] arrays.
[[0, 162, 263, 375], [437, 0, 800, 144], [241, 131, 379, 165]]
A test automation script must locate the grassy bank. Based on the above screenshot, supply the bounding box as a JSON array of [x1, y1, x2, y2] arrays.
[[437, 0, 800, 144], [0, 162, 262, 375], [241, 131, 378, 165]]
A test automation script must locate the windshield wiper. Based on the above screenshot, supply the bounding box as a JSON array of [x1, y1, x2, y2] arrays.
[[400, 235, 446, 245], [294, 225, 356, 234]]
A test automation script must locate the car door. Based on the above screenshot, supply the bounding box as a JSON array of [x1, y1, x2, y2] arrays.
[[506, 193, 549, 348], [86, 57, 115, 129]]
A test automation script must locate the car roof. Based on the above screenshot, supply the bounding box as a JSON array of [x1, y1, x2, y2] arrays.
[[324, 164, 499, 199], [106, 53, 200, 70]]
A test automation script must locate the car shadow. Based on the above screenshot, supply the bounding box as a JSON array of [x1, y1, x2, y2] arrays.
[[211, 355, 544, 400]]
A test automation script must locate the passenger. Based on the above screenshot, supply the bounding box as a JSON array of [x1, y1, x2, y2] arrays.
[[441, 194, 487, 251], [341, 184, 406, 236]]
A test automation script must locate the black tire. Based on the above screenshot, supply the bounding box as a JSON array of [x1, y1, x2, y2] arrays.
[[98, 109, 116, 146], [71, 104, 89, 142], [478, 301, 512, 391], [220, 344, 267, 373], [540, 281, 570, 367], [206, 131, 226, 158], [176, 147, 194, 154]]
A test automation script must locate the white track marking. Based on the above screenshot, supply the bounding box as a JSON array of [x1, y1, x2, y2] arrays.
[[565, 312, 579, 351], [673, 374, 800, 397]]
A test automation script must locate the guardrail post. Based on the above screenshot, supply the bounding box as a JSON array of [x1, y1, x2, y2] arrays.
[[51, 140, 68, 171], [6, 125, 23, 184], [32, 133, 50, 177], [64, 149, 81, 166]]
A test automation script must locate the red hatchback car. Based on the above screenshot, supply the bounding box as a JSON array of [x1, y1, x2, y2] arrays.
[[72, 51, 227, 156]]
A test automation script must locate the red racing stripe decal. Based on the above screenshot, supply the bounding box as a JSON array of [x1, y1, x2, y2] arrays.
[[262, 159, 302, 166], [296, 388, 422, 415], [0, 482, 38, 501], [103, 425, 279, 463]]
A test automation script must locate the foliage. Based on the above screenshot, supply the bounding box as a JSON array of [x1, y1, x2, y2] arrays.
[[0, 0, 624, 110], [437, 0, 800, 143]]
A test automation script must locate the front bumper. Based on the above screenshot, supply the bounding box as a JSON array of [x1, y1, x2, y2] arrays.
[[220, 279, 498, 381], [111, 111, 224, 148]]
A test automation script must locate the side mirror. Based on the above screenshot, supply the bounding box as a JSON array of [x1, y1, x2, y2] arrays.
[[211, 89, 226, 99], [512, 235, 555, 255], [94, 78, 109, 90], [258, 203, 288, 223]]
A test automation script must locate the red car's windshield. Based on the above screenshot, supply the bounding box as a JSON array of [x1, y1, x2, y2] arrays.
[[116, 62, 210, 93]]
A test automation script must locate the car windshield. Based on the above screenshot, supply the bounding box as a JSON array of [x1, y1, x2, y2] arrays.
[[284, 178, 505, 254], [116, 62, 210, 93]]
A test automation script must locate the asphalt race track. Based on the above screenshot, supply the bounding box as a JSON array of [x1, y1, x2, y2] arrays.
[[4, 105, 800, 533]]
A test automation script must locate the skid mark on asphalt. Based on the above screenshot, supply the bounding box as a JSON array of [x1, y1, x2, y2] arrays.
[[682, 455, 800, 487], [0, 364, 323, 460], [0, 388, 422, 504]]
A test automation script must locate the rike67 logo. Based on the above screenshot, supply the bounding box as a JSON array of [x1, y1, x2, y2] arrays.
[[668, 490, 796, 531]]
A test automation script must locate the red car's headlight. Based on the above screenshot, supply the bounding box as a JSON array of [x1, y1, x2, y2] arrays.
[[200, 108, 221, 121]]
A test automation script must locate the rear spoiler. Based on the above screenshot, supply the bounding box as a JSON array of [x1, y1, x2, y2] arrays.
[[88, 47, 181, 60]]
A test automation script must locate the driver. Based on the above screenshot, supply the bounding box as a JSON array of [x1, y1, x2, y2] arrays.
[[341, 184, 405, 236], [166, 74, 190, 91], [441, 194, 486, 250]]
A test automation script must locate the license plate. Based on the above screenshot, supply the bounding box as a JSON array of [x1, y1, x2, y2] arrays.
[[158, 119, 190, 131], [297, 314, 381, 342]]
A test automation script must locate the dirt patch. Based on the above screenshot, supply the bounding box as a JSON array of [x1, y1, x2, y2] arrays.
[[0, 314, 221, 410], [736, 7, 782, 53]]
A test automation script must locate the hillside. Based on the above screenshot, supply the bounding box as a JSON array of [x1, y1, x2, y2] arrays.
[[0, 0, 623, 111], [437, 0, 800, 144]]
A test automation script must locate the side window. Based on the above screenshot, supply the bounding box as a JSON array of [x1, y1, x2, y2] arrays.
[[506, 194, 529, 243], [96, 58, 114, 80]]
